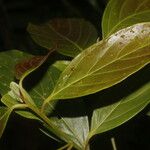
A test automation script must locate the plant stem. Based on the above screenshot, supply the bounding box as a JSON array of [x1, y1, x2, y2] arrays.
[[111, 137, 117, 150], [67, 144, 73, 150], [12, 104, 28, 110], [27, 105, 79, 149]]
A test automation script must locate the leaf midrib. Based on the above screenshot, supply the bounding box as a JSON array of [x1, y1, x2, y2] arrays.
[[105, 99, 149, 123], [59, 117, 86, 148]]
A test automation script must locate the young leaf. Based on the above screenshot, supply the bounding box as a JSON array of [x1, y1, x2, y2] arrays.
[[27, 19, 98, 57], [1, 92, 40, 121], [43, 23, 150, 104], [0, 107, 12, 138], [0, 50, 31, 95], [89, 82, 150, 138], [9, 82, 24, 103], [102, 0, 150, 37]]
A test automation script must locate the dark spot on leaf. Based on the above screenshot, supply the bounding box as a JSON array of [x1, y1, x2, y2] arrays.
[[119, 42, 123, 45], [70, 67, 75, 71], [141, 30, 145, 33], [120, 35, 125, 38], [130, 29, 135, 33]]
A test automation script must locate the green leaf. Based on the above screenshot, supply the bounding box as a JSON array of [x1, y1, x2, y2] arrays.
[[0, 107, 12, 138], [18, 60, 69, 114], [42, 23, 150, 105], [27, 61, 70, 109], [18, 53, 51, 106], [0, 50, 31, 96], [89, 82, 150, 138], [49, 116, 89, 150], [1, 90, 40, 121], [45, 98, 90, 150], [102, 0, 150, 37], [27, 18, 98, 57], [9, 82, 24, 103], [0, 95, 30, 139], [17, 57, 90, 149]]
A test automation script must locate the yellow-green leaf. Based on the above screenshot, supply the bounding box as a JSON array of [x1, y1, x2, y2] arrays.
[[102, 0, 150, 37], [0, 107, 12, 138]]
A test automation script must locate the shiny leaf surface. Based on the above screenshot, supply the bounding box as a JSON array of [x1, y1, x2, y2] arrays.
[[48, 116, 89, 150]]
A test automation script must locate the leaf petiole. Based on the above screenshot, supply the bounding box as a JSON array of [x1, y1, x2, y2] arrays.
[[57, 143, 71, 150]]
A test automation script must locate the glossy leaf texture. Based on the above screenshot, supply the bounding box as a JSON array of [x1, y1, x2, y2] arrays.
[[0, 107, 12, 138], [102, 0, 150, 37], [46, 116, 89, 150], [89, 82, 150, 138], [27, 19, 98, 57], [0, 50, 31, 96], [43, 23, 150, 105]]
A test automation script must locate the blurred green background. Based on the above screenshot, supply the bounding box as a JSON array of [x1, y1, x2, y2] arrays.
[[0, 0, 150, 150]]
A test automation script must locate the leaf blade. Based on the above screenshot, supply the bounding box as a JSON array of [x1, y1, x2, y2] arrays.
[[89, 82, 150, 138], [102, 0, 150, 37], [0, 50, 31, 96], [0, 107, 12, 138], [48, 116, 89, 149], [28, 19, 98, 57]]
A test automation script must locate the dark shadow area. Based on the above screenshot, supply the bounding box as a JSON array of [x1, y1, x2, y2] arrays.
[[0, 113, 63, 150]]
